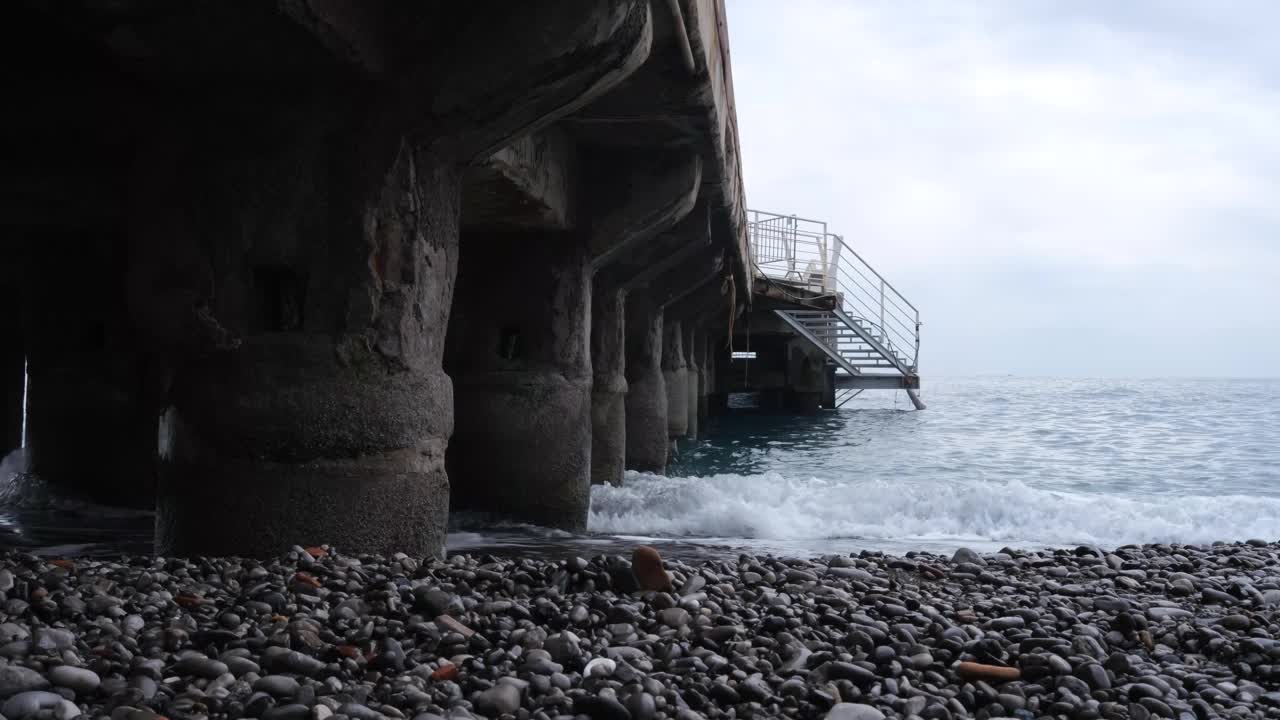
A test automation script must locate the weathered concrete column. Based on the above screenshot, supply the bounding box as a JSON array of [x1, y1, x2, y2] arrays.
[[823, 364, 837, 409], [146, 142, 459, 557], [696, 332, 711, 426], [625, 294, 667, 473], [786, 340, 827, 413], [1, 286, 22, 455], [684, 323, 699, 439], [709, 332, 728, 416], [22, 240, 155, 506], [135, 0, 654, 557], [447, 235, 592, 528], [591, 283, 627, 486], [662, 318, 688, 438]]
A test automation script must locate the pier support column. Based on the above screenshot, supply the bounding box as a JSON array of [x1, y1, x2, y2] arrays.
[[1, 287, 22, 456], [663, 317, 688, 439], [591, 283, 627, 486], [696, 331, 710, 429], [147, 143, 459, 557], [822, 365, 837, 409], [684, 323, 699, 439], [138, 0, 654, 556], [23, 239, 155, 506], [786, 340, 826, 413], [448, 235, 592, 529], [708, 333, 727, 416], [625, 294, 667, 473]]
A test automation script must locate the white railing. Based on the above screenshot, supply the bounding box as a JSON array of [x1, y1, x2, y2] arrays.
[[747, 209, 921, 370]]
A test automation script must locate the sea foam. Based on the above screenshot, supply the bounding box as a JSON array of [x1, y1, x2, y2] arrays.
[[589, 470, 1280, 549]]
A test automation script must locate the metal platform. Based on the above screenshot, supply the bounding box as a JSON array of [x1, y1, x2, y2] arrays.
[[748, 209, 925, 410]]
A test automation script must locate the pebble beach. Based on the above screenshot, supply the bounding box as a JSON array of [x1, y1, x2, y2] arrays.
[[2, 541, 1280, 720]]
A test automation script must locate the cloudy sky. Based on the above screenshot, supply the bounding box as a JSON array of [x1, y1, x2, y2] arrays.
[[728, 0, 1280, 377]]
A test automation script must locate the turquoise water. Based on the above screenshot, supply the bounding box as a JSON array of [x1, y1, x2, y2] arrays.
[[3, 377, 1279, 558], [587, 377, 1280, 556]]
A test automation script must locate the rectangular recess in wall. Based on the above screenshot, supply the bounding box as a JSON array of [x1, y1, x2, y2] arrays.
[[253, 266, 306, 332]]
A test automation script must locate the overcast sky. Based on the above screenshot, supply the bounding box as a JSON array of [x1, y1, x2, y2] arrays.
[[728, 0, 1280, 377]]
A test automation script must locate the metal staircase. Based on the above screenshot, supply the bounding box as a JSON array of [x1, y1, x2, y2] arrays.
[[748, 210, 925, 410]]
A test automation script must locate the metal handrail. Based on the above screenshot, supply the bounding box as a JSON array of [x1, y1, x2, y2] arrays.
[[746, 209, 921, 370]]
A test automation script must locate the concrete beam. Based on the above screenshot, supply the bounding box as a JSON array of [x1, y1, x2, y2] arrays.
[[599, 201, 711, 290], [563, 52, 709, 147], [651, 248, 726, 308], [279, 0, 392, 73], [463, 130, 576, 231], [588, 149, 702, 270], [667, 276, 730, 328], [428, 0, 655, 163]]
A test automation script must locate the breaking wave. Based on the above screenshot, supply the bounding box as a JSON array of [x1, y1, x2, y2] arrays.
[[588, 470, 1280, 549]]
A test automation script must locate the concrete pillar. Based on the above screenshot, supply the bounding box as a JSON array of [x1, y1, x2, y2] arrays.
[[145, 143, 458, 557], [134, 0, 655, 557], [662, 317, 688, 438], [696, 332, 710, 427], [684, 323, 699, 439], [447, 235, 592, 529], [786, 340, 826, 413], [625, 294, 667, 473], [1, 286, 22, 456], [823, 364, 837, 409], [591, 283, 627, 486], [708, 333, 727, 416], [22, 239, 155, 507]]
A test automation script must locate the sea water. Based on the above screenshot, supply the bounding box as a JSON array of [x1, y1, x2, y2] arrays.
[[3, 377, 1279, 559]]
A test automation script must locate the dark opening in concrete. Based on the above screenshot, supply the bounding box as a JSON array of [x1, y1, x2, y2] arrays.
[[253, 266, 306, 332], [498, 325, 524, 361]]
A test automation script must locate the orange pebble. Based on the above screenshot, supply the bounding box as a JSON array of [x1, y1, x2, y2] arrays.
[[957, 661, 1021, 682], [431, 663, 459, 681], [631, 546, 673, 592], [294, 572, 321, 588]]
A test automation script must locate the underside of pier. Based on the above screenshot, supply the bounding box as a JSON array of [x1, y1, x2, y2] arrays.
[[0, 0, 750, 557]]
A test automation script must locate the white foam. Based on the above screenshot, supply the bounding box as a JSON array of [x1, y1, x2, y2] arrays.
[[588, 470, 1280, 548]]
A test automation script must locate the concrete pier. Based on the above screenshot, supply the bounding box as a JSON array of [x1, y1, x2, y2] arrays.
[[663, 318, 689, 439], [144, 2, 656, 557], [591, 284, 628, 487], [23, 240, 154, 506], [447, 235, 592, 529], [0, 287, 22, 456], [697, 333, 713, 427], [625, 294, 669, 473], [150, 144, 462, 557], [684, 323, 701, 439], [3, 0, 753, 556]]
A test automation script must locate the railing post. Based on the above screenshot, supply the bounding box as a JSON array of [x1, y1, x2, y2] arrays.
[[828, 234, 842, 295], [879, 278, 886, 340]]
